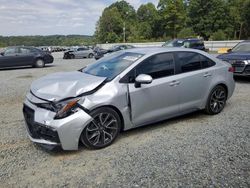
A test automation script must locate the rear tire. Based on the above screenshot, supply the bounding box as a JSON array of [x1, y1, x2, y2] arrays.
[[81, 107, 121, 149], [88, 53, 94, 58], [70, 54, 75, 59], [34, 59, 45, 68], [205, 85, 227, 115]]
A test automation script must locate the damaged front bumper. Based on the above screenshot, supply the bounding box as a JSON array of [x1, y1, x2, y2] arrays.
[[23, 96, 93, 150]]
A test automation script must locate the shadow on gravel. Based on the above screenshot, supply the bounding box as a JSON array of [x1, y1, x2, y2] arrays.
[[0, 65, 55, 71], [39, 110, 207, 155], [119, 110, 206, 139]]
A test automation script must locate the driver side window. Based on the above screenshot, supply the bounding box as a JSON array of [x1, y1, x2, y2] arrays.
[[120, 52, 175, 83], [4, 48, 17, 56], [135, 52, 175, 79]]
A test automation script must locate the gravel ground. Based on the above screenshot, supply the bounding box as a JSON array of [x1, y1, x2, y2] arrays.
[[0, 52, 249, 187]]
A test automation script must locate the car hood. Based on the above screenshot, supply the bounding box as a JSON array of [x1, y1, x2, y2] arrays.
[[217, 52, 250, 61], [30, 71, 106, 101]]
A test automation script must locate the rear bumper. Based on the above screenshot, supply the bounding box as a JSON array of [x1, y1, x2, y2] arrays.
[[23, 97, 93, 150]]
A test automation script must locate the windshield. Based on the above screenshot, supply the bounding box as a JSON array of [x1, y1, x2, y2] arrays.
[[82, 52, 144, 80], [163, 39, 184, 47], [232, 43, 250, 52]]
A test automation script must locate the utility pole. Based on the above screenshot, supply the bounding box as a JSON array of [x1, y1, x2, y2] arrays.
[[123, 22, 126, 43]]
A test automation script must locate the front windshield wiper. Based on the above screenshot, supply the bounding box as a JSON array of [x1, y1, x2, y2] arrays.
[[78, 66, 86, 72]]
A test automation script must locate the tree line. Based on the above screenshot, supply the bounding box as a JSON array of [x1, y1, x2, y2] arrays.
[[0, 35, 93, 48], [94, 0, 250, 43]]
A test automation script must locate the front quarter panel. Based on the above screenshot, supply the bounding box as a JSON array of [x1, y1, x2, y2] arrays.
[[81, 81, 134, 130]]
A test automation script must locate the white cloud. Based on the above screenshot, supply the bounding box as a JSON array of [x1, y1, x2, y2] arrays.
[[0, 0, 159, 36]]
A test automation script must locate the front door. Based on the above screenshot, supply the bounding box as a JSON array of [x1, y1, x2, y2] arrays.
[[0, 47, 20, 67], [127, 52, 180, 126]]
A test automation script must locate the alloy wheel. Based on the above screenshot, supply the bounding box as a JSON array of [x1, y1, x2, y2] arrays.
[[85, 112, 119, 147], [209, 87, 226, 113]]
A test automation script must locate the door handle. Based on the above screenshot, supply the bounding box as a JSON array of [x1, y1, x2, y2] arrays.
[[169, 80, 180, 86], [203, 72, 212, 77]]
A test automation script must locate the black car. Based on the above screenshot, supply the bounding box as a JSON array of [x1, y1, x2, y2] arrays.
[[162, 38, 207, 51], [94, 45, 135, 60], [217, 41, 250, 76], [0, 46, 54, 68]]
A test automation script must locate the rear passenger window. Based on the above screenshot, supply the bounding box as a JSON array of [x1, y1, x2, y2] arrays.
[[200, 55, 216, 68], [177, 52, 201, 73], [20, 48, 31, 54], [136, 53, 175, 79]]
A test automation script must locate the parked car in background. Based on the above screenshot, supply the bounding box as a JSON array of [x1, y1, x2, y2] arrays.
[[162, 38, 207, 51], [94, 44, 135, 60], [23, 47, 235, 150], [63, 47, 94, 59], [0, 46, 54, 68], [217, 40, 250, 76], [93, 46, 108, 54]]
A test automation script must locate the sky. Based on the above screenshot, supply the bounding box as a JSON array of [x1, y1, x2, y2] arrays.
[[0, 0, 158, 36]]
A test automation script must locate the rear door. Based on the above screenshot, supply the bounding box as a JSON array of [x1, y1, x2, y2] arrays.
[[174, 52, 215, 112], [127, 52, 180, 126]]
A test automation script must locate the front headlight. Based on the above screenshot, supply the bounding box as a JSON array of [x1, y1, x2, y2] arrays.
[[54, 98, 81, 119], [244, 60, 250, 65]]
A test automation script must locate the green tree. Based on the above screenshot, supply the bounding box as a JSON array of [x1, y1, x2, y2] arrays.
[[228, 0, 250, 39], [95, 0, 136, 43], [134, 3, 159, 40], [158, 0, 187, 38], [97, 7, 123, 43], [211, 30, 227, 40], [177, 28, 196, 38], [188, 0, 229, 40]]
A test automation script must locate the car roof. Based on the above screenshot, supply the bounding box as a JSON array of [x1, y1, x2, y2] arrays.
[[125, 47, 205, 55], [240, 40, 250, 44], [171, 38, 202, 41]]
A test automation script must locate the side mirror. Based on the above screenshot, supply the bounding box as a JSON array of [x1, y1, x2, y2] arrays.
[[227, 49, 232, 53], [135, 74, 153, 88], [0, 52, 4, 56]]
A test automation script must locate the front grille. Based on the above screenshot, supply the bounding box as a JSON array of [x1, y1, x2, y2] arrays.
[[244, 65, 250, 74], [23, 105, 60, 143], [231, 61, 246, 73]]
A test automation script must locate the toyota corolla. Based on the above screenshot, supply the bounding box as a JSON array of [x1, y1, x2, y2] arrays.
[[23, 48, 235, 150]]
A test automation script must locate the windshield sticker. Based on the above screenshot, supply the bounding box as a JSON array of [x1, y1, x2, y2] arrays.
[[122, 56, 140, 61]]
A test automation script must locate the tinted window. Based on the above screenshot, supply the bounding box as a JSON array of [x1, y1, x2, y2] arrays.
[[4, 48, 16, 56], [232, 43, 250, 52], [126, 45, 134, 49], [19, 47, 31, 54], [177, 52, 201, 73], [200, 55, 216, 68], [163, 40, 184, 47], [78, 48, 87, 51], [135, 53, 175, 79]]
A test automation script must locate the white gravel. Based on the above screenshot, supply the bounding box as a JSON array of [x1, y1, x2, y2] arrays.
[[0, 52, 249, 187]]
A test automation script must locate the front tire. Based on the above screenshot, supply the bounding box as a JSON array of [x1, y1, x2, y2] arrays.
[[81, 107, 121, 149], [205, 85, 227, 115]]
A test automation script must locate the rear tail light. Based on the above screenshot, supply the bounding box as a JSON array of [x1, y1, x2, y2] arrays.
[[228, 66, 235, 72]]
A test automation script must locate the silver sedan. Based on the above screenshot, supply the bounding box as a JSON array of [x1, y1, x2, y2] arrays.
[[23, 48, 235, 150]]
